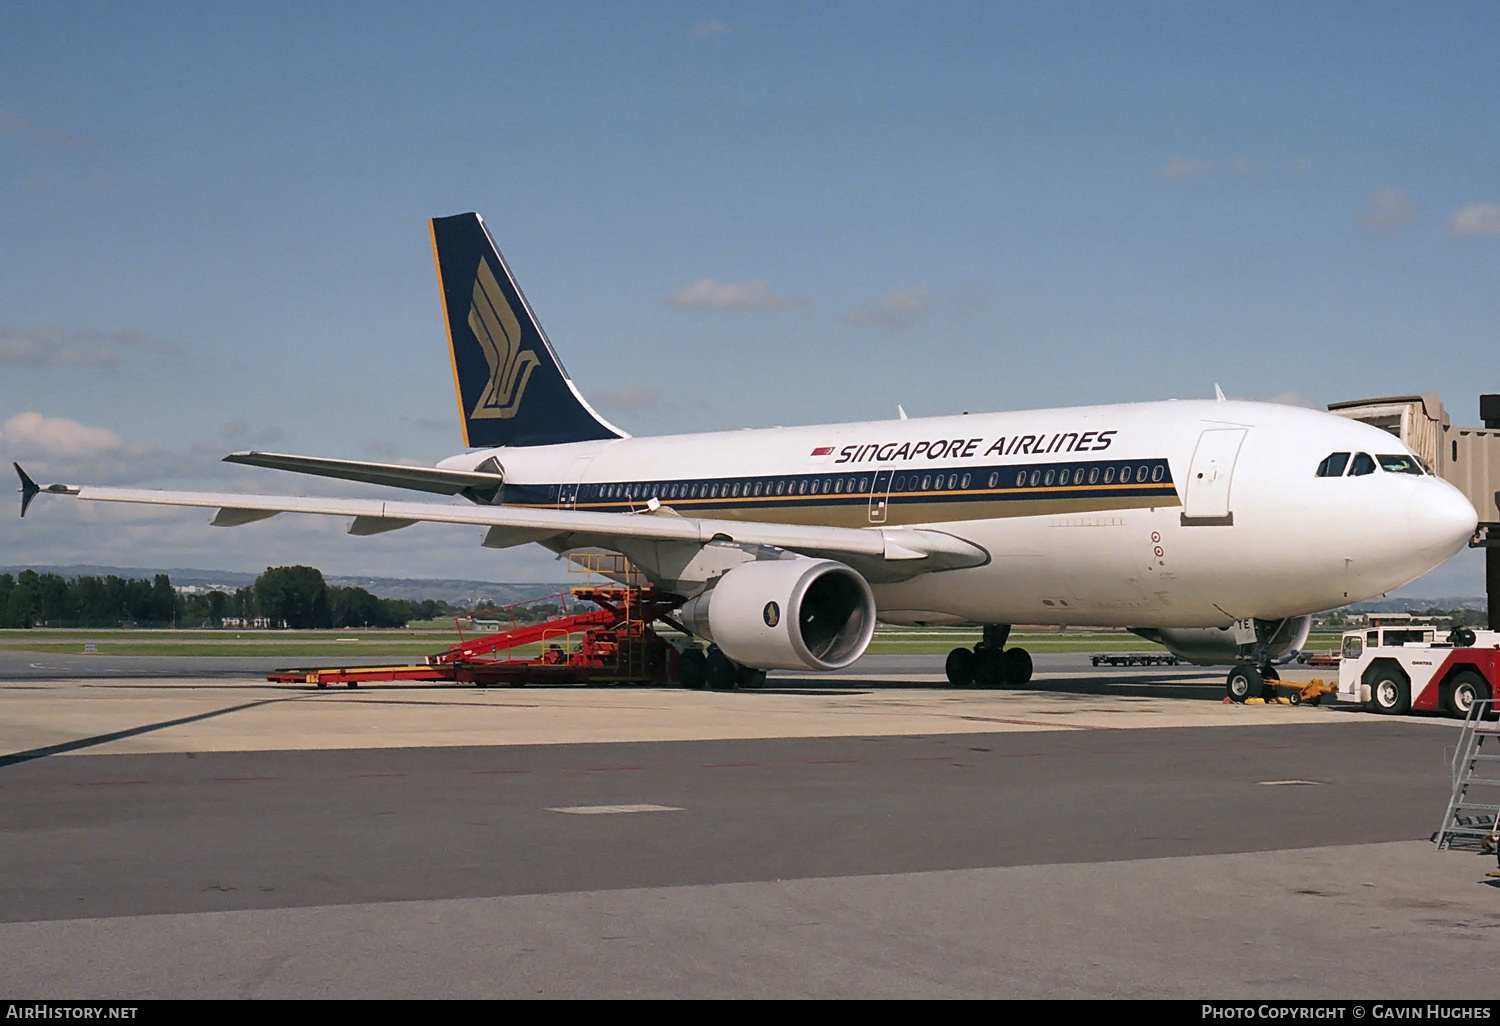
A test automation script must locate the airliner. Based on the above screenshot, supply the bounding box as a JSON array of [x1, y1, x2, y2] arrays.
[[14, 213, 1480, 698]]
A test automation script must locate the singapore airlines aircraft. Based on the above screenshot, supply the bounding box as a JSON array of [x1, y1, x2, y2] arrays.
[[15, 213, 1480, 698]]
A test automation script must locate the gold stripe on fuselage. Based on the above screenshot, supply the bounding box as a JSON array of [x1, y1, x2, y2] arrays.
[[515, 482, 1180, 530]]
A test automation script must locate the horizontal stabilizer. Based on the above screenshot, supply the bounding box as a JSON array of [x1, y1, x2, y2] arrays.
[[224, 451, 503, 501]]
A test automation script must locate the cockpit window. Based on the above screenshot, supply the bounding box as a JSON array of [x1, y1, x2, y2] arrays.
[[1377, 454, 1424, 475], [1316, 453, 1351, 477], [1348, 452, 1376, 476]]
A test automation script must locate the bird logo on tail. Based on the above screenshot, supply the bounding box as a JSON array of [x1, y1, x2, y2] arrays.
[[468, 259, 540, 420]]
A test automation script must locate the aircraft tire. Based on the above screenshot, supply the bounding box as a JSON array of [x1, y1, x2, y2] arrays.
[[973, 646, 1004, 688], [679, 648, 707, 690], [1003, 647, 1033, 685], [705, 648, 738, 690], [946, 647, 976, 686], [1226, 663, 1262, 702], [1444, 670, 1489, 719], [738, 666, 768, 689]]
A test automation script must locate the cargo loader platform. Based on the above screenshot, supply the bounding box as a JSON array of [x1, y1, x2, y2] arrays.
[[267, 586, 687, 688]]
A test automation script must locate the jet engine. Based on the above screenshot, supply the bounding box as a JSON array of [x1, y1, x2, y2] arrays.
[[1132, 616, 1312, 667], [677, 557, 877, 671]]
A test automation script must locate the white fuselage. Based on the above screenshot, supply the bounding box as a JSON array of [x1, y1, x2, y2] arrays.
[[439, 399, 1477, 629]]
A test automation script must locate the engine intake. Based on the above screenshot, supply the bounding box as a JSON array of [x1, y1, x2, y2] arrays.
[[678, 558, 877, 671]]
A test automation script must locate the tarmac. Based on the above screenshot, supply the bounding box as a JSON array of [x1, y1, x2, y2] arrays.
[[1, 651, 1495, 999]]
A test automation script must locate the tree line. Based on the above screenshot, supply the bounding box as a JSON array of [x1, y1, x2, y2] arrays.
[[0, 566, 465, 629]]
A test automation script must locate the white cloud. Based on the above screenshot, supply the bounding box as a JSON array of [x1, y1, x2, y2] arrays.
[[1160, 156, 1214, 178], [0, 411, 129, 458], [595, 384, 658, 410], [845, 287, 932, 331], [689, 19, 734, 39], [1447, 203, 1500, 237], [0, 327, 170, 368], [217, 418, 284, 446], [667, 278, 799, 311], [0, 411, 193, 486], [0, 106, 89, 152], [1357, 188, 1418, 233]]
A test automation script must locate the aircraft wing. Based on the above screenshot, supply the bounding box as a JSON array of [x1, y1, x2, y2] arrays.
[[222, 451, 503, 500], [28, 477, 988, 580]]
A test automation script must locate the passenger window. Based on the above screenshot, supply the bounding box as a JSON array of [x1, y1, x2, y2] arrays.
[[945, 474, 955, 489], [1103, 467, 1115, 483], [921, 474, 932, 490], [799, 480, 807, 494], [1316, 453, 1350, 477], [1342, 636, 1363, 659], [823, 478, 832, 492], [1028, 470, 1040, 487], [1151, 465, 1164, 482], [1349, 453, 1376, 476], [894, 475, 905, 490], [1088, 467, 1099, 484], [859, 477, 869, 491], [1137, 466, 1149, 481], [962, 473, 972, 489], [1120, 466, 1132, 483], [1015, 472, 1026, 487], [1043, 469, 1055, 486], [776, 480, 785, 496], [1377, 454, 1424, 475], [987, 472, 998, 488], [731, 483, 741, 497], [753, 482, 763, 496]]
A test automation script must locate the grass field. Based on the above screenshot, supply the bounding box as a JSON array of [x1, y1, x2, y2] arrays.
[[0, 625, 1352, 659]]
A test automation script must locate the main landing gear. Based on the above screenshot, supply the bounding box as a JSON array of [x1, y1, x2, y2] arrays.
[[679, 644, 767, 691], [946, 624, 1033, 688]]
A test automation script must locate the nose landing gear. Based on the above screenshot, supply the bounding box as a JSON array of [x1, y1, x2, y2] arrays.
[[946, 624, 1033, 687], [1225, 661, 1279, 702]]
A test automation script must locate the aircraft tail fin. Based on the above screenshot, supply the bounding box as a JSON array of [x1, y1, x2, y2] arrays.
[[429, 212, 626, 449]]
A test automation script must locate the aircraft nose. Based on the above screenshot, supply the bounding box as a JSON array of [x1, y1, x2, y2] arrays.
[[1408, 477, 1478, 562]]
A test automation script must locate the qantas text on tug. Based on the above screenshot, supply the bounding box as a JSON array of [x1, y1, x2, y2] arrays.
[[15, 213, 1479, 695]]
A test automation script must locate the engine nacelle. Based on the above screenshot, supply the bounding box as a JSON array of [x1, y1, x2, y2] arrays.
[[677, 557, 876, 671], [1134, 616, 1312, 666]]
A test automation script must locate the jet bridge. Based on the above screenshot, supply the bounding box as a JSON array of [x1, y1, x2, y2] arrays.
[[1328, 393, 1500, 630]]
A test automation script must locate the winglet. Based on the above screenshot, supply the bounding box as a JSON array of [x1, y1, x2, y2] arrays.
[[14, 463, 39, 518], [1214, 383, 1227, 402]]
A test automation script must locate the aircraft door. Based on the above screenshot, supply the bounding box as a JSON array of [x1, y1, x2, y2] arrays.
[[558, 457, 594, 510], [868, 470, 893, 523], [1181, 428, 1246, 525]]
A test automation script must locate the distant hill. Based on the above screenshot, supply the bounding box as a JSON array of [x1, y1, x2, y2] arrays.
[[0, 565, 570, 609], [1345, 596, 1488, 613]]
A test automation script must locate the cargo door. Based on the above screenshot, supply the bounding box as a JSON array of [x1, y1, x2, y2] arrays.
[[1181, 429, 1246, 526]]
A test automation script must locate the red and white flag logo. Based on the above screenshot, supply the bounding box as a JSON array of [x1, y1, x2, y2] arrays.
[[810, 446, 834, 457]]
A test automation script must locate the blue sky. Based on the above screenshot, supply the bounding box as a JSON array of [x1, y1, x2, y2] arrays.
[[1, 2, 1495, 592]]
